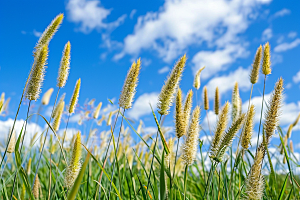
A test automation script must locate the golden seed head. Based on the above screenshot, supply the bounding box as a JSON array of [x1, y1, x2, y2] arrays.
[[57, 41, 71, 88], [250, 45, 262, 84], [210, 102, 229, 158], [52, 93, 65, 118], [241, 105, 255, 150], [34, 13, 64, 56], [157, 54, 186, 115], [119, 58, 141, 109], [26, 45, 48, 101], [93, 102, 102, 119], [65, 131, 82, 189], [27, 158, 32, 175], [182, 106, 200, 166], [290, 140, 294, 153], [41, 88, 54, 105], [69, 78, 81, 114], [215, 113, 245, 162], [7, 129, 16, 153], [214, 87, 220, 115], [52, 100, 65, 132], [183, 90, 193, 132], [175, 88, 185, 138], [231, 82, 240, 122], [264, 78, 283, 144], [203, 86, 209, 110], [107, 111, 113, 126], [165, 138, 175, 167], [193, 66, 205, 90], [262, 42, 271, 75], [243, 146, 265, 200], [33, 174, 40, 199], [286, 113, 300, 138]]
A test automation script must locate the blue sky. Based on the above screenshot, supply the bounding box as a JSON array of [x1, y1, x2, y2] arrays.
[[0, 0, 300, 153]]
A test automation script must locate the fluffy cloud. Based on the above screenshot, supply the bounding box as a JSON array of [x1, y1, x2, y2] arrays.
[[33, 29, 42, 37], [116, 0, 271, 75], [158, 66, 170, 74], [262, 28, 272, 41], [66, 0, 126, 33], [288, 31, 297, 39], [127, 92, 159, 120], [205, 67, 252, 99], [293, 71, 300, 83], [273, 8, 291, 18], [274, 38, 300, 52]]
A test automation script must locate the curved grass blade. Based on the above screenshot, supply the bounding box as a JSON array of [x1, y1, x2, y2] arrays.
[[278, 173, 289, 200]]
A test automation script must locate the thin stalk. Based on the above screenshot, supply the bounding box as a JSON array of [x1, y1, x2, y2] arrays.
[[10, 100, 31, 200], [48, 153, 52, 200], [33, 87, 60, 188], [203, 162, 216, 199], [256, 75, 266, 153], [108, 109, 125, 200], [146, 114, 162, 192], [98, 107, 121, 200], [0, 69, 32, 169], [183, 165, 188, 200], [206, 110, 212, 136], [50, 113, 70, 200], [172, 138, 180, 181]]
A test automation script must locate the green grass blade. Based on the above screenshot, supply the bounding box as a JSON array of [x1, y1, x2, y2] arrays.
[[160, 152, 166, 200], [278, 173, 289, 200]]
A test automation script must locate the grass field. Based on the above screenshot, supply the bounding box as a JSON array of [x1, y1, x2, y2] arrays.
[[0, 13, 300, 200]]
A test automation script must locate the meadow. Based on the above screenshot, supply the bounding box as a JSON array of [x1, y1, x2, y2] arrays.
[[1, 13, 300, 200]]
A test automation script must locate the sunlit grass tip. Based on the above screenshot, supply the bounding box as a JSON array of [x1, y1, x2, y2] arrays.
[[41, 88, 54, 105], [183, 89, 193, 133], [231, 82, 240, 122], [181, 106, 200, 166], [193, 66, 205, 90], [241, 104, 255, 150], [250, 45, 262, 84], [7, 128, 16, 153], [93, 102, 102, 119], [64, 131, 82, 189], [52, 100, 65, 131], [69, 78, 81, 114], [175, 88, 185, 138], [57, 41, 71, 88], [157, 54, 186, 115], [119, 58, 141, 109], [25, 45, 48, 101], [203, 86, 209, 110], [262, 42, 271, 75], [214, 87, 220, 115]]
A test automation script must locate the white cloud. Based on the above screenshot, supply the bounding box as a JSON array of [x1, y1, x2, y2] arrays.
[[274, 38, 300, 52], [0, 119, 42, 147], [293, 71, 300, 84], [33, 29, 42, 37], [127, 92, 159, 120], [192, 44, 248, 79], [273, 8, 291, 18], [262, 28, 272, 41], [130, 9, 137, 19], [288, 31, 297, 39], [116, 0, 271, 71], [158, 66, 170, 74], [205, 67, 251, 99], [66, 0, 126, 33]]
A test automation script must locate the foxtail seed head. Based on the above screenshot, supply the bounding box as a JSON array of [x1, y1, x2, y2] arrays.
[[57, 41, 71, 88], [214, 87, 220, 115], [214, 113, 245, 162], [182, 106, 200, 166], [26, 45, 48, 101], [290, 140, 294, 153], [193, 66, 205, 90], [175, 88, 185, 138], [231, 82, 240, 122], [241, 105, 255, 150], [7, 129, 16, 153], [93, 102, 102, 119], [119, 58, 141, 109], [286, 113, 300, 138], [262, 42, 271, 75], [250, 45, 262, 84], [204, 86, 209, 110], [27, 158, 32, 175], [42, 88, 54, 105], [210, 102, 229, 158], [65, 132, 82, 189], [34, 13, 64, 56], [69, 79, 81, 114], [183, 90, 193, 132], [52, 101, 64, 131], [264, 78, 283, 144], [157, 54, 186, 115], [33, 174, 40, 199], [243, 146, 265, 200]]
